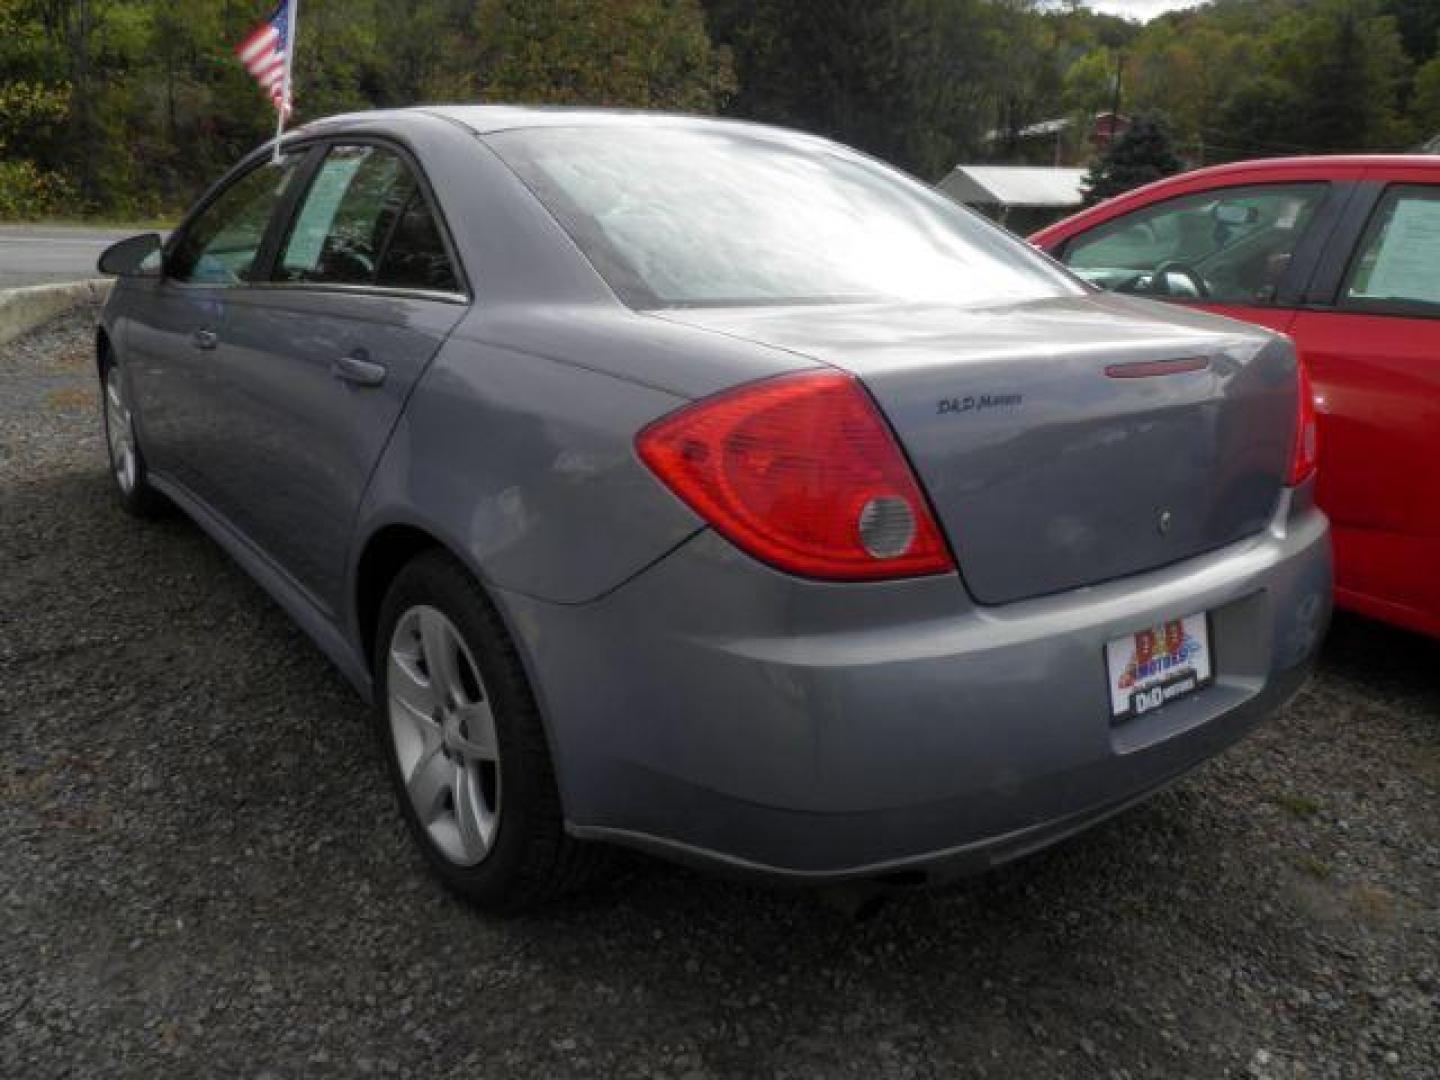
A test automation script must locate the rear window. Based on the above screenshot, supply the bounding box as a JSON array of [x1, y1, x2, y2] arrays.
[[487, 126, 1083, 309]]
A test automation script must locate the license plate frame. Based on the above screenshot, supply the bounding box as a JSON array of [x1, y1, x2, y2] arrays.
[[1105, 613, 1214, 721]]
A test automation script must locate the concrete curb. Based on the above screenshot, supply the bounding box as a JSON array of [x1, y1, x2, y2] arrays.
[[0, 279, 112, 347]]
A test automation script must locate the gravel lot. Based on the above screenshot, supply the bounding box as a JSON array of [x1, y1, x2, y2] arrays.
[[3, 309, 1438, 1079]]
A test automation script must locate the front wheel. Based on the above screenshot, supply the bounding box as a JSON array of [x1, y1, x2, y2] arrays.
[[372, 551, 598, 911], [101, 359, 167, 518]]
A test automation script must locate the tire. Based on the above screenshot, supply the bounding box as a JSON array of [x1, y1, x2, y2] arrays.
[[372, 550, 598, 911], [100, 353, 168, 518]]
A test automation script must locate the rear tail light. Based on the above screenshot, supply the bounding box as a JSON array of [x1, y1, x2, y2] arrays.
[[1288, 357, 1318, 485], [636, 371, 954, 581]]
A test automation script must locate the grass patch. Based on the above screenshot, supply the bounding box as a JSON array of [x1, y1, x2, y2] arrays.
[[46, 387, 94, 412], [2, 215, 177, 231], [1294, 854, 1333, 880], [1269, 791, 1322, 819], [1349, 884, 1397, 925], [54, 346, 93, 372], [1411, 745, 1440, 788]]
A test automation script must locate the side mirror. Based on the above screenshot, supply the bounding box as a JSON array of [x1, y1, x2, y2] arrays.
[[98, 233, 163, 277]]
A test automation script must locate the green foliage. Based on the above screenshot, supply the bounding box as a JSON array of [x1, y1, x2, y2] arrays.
[[1063, 48, 1117, 118], [3, 0, 1440, 221], [476, 0, 734, 111], [1381, 0, 1440, 63], [702, 0, 1138, 180], [705, 0, 950, 175], [0, 159, 76, 218], [1413, 57, 1440, 136], [0, 0, 734, 219], [1267, 0, 1413, 152], [1118, 0, 1421, 160], [1219, 75, 1305, 160], [1082, 113, 1183, 204], [0, 79, 70, 143]]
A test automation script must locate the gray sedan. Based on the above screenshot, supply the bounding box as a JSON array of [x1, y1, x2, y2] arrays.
[[96, 107, 1332, 911]]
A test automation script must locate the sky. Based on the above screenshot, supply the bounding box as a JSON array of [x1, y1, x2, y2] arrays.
[[1081, 0, 1207, 20]]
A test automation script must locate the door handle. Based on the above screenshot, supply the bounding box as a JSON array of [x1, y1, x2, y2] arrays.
[[331, 351, 387, 388], [193, 328, 218, 350]]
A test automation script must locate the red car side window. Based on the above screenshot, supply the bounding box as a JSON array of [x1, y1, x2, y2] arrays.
[[1061, 183, 1327, 307], [1341, 185, 1440, 317]]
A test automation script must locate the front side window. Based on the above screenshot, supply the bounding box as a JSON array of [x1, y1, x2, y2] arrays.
[[488, 126, 1083, 309], [277, 144, 458, 292], [1343, 185, 1440, 314], [1064, 183, 1327, 306], [168, 157, 301, 284]]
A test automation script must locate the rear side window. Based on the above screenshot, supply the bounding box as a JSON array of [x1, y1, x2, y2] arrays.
[[169, 157, 301, 284], [1343, 185, 1440, 315], [376, 193, 460, 293], [276, 144, 459, 293], [1064, 183, 1327, 306]]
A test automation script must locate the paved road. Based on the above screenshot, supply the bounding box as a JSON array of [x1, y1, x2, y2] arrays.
[[0, 225, 152, 289]]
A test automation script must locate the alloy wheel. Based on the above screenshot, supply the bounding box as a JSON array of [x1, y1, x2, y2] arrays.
[[386, 605, 502, 866], [104, 366, 138, 494]]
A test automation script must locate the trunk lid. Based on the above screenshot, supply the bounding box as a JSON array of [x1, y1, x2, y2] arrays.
[[655, 294, 1297, 605]]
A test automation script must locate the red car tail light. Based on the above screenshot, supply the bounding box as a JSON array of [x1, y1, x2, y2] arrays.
[[1288, 357, 1319, 486], [636, 371, 954, 581]]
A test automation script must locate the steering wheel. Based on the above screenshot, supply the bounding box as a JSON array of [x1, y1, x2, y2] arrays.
[[1151, 261, 1210, 299]]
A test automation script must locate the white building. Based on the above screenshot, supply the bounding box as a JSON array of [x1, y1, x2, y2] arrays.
[[937, 165, 1088, 233]]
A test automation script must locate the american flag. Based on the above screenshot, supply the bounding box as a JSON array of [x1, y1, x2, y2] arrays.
[[235, 2, 293, 114]]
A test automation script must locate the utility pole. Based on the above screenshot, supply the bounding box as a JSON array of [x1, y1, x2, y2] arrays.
[[1109, 50, 1125, 149]]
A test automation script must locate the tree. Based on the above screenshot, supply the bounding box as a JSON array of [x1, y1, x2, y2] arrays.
[[704, 0, 929, 170], [476, 0, 734, 112], [1062, 48, 1115, 118], [7, 0, 1434, 222], [1082, 113, 1182, 204], [1218, 75, 1306, 161], [1269, 0, 1413, 152], [1310, 7, 1381, 150], [0, 79, 73, 217], [1381, 0, 1440, 64], [1124, 20, 1261, 163], [369, 0, 473, 104], [1412, 56, 1440, 140]]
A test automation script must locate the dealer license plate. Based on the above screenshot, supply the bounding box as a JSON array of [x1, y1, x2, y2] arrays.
[[1105, 613, 1214, 720]]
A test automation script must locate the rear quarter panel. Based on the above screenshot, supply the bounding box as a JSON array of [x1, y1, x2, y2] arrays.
[[352, 308, 707, 608]]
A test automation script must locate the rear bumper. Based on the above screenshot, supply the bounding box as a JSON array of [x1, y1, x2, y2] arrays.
[[499, 484, 1332, 882], [567, 660, 1312, 884]]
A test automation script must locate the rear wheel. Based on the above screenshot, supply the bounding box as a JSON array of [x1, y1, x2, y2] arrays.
[[101, 358, 166, 518], [373, 551, 597, 911]]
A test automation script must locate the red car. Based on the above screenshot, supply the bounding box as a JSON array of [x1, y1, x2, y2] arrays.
[[1033, 156, 1440, 640]]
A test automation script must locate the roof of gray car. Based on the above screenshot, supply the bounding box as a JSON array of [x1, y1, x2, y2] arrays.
[[430, 105, 730, 133], [297, 104, 813, 142]]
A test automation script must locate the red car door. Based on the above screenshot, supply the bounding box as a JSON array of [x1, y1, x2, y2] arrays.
[[1287, 176, 1440, 639]]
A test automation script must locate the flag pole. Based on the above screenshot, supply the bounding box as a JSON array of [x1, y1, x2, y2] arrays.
[[273, 0, 298, 164]]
